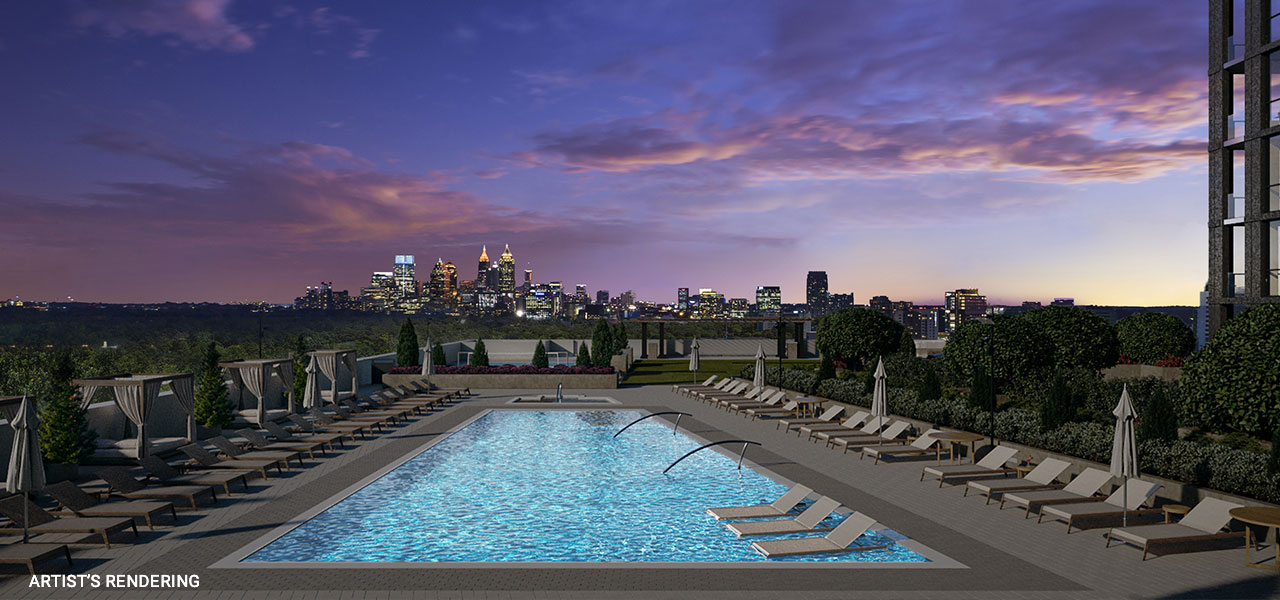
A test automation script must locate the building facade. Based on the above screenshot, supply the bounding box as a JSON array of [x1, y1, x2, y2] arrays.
[[497, 244, 516, 295], [476, 246, 490, 290], [1208, 0, 1280, 335], [943, 288, 987, 333], [699, 288, 724, 318], [392, 255, 416, 299], [755, 286, 781, 314], [677, 287, 689, 311], [806, 271, 828, 315]]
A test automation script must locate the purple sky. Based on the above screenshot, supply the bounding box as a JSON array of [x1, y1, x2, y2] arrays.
[[0, 1, 1208, 306]]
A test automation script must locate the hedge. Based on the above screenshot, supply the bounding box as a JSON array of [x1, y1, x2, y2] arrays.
[[1180, 303, 1280, 435], [389, 364, 613, 375]]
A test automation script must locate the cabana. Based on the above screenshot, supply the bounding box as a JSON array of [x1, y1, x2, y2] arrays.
[[218, 358, 294, 427], [302, 350, 358, 408], [71, 373, 195, 459], [0, 396, 24, 423]]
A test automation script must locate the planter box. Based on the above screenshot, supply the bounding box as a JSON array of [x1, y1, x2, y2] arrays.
[[1103, 364, 1182, 382], [383, 373, 617, 390]]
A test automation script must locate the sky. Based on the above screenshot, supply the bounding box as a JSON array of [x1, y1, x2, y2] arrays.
[[0, 0, 1209, 306]]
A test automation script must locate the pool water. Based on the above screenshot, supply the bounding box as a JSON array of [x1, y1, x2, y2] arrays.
[[245, 410, 928, 563]]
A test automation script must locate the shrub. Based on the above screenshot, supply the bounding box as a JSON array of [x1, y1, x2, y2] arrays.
[[575, 342, 591, 367], [969, 363, 995, 413], [469, 339, 490, 366], [943, 315, 1054, 382], [591, 320, 614, 368], [1153, 355, 1185, 368], [1040, 374, 1075, 432], [1021, 305, 1120, 370], [193, 342, 232, 429], [1269, 431, 1280, 477], [532, 341, 549, 368], [1180, 303, 1280, 435], [1138, 385, 1178, 443], [815, 308, 908, 370], [37, 351, 96, 465], [614, 322, 628, 356], [817, 353, 836, 381], [395, 319, 418, 367], [741, 365, 820, 395], [916, 368, 942, 401], [1116, 312, 1195, 364], [431, 342, 446, 366]]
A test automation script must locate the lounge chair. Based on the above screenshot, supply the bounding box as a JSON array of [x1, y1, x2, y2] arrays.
[[266, 420, 345, 451], [920, 445, 1018, 487], [812, 415, 885, 444], [1038, 480, 1163, 532], [236, 428, 326, 459], [96, 466, 216, 510], [680, 377, 734, 398], [830, 420, 912, 453], [208, 436, 303, 468], [43, 481, 177, 531], [138, 456, 251, 495], [319, 407, 392, 432], [0, 496, 137, 549], [709, 387, 767, 410], [0, 543, 72, 575], [694, 381, 750, 403], [745, 400, 801, 421], [1105, 497, 1246, 560], [777, 405, 845, 432], [965, 457, 1071, 504], [673, 375, 719, 395], [798, 410, 870, 440], [726, 496, 842, 536], [999, 467, 1113, 517], [861, 429, 947, 464], [706, 484, 813, 520], [290, 413, 370, 439], [407, 379, 469, 398], [749, 512, 888, 558], [178, 444, 281, 479], [724, 390, 785, 415], [342, 399, 411, 423]]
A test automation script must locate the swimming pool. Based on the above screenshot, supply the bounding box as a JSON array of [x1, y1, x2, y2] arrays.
[[241, 410, 929, 563]]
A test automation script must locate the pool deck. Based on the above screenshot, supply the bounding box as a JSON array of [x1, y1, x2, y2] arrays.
[[1, 386, 1276, 599]]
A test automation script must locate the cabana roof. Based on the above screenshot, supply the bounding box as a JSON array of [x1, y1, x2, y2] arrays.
[[218, 357, 292, 368], [72, 373, 193, 387], [307, 349, 355, 357]]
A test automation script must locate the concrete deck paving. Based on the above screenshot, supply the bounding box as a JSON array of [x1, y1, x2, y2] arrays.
[[1, 386, 1276, 599]]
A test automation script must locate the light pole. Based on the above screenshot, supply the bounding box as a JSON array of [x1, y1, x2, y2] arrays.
[[776, 320, 786, 387], [974, 317, 997, 447]]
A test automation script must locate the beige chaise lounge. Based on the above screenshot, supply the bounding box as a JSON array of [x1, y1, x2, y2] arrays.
[[830, 420, 911, 453], [965, 457, 1071, 503], [798, 410, 870, 440], [749, 512, 888, 558], [777, 405, 845, 432], [724, 390, 785, 414], [812, 415, 885, 444], [672, 375, 719, 395], [1104, 497, 1245, 560], [861, 429, 947, 463], [726, 496, 842, 536], [999, 467, 1113, 516], [1038, 479, 1162, 532], [706, 484, 813, 520], [745, 400, 800, 421], [920, 445, 1018, 486]]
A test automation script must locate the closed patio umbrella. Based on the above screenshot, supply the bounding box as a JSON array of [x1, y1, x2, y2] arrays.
[[302, 355, 320, 409], [870, 357, 888, 422], [6, 394, 45, 543], [689, 338, 700, 383], [421, 338, 434, 379], [1110, 384, 1139, 526], [753, 344, 766, 389]]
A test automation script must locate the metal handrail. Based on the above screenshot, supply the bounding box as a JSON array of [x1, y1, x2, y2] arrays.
[[613, 411, 691, 438], [663, 439, 761, 474]]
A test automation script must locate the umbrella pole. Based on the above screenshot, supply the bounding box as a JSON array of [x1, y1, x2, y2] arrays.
[[1122, 476, 1128, 527], [22, 495, 28, 543]]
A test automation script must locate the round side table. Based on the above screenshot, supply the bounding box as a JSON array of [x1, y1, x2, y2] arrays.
[[1230, 506, 1280, 572], [1161, 504, 1190, 523]]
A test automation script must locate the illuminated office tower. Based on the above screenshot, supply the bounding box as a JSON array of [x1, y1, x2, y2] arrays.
[[498, 244, 516, 295], [524, 269, 533, 291], [806, 271, 829, 316], [677, 287, 689, 311], [699, 288, 724, 318], [755, 286, 781, 314], [429, 259, 449, 301], [477, 246, 490, 290], [728, 298, 748, 318], [392, 255, 416, 298], [944, 288, 987, 333]]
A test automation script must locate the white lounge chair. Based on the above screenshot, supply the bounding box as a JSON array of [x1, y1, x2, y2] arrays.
[[830, 420, 911, 453], [799, 410, 870, 440], [749, 512, 888, 558], [965, 457, 1071, 504], [706, 484, 813, 520], [1038, 480, 1162, 533], [725, 496, 842, 536], [920, 445, 1018, 487], [1105, 497, 1246, 560], [777, 405, 845, 432], [812, 415, 885, 445], [1000, 467, 1113, 517], [860, 429, 946, 464]]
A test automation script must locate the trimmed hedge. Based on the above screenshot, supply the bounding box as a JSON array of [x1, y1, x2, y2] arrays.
[[389, 364, 613, 375], [1180, 303, 1280, 435], [1116, 312, 1195, 364]]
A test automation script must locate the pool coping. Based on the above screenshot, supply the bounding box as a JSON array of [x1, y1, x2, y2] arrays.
[[211, 406, 966, 570]]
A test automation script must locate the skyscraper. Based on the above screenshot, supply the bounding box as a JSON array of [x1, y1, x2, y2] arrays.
[[755, 286, 781, 314], [677, 287, 689, 311], [477, 245, 490, 290], [524, 269, 533, 289], [596, 290, 609, 305], [944, 288, 987, 333], [1208, 2, 1280, 335], [392, 255, 416, 299], [444, 261, 458, 295], [498, 244, 515, 295], [429, 259, 449, 301], [806, 271, 828, 316], [699, 288, 724, 318]]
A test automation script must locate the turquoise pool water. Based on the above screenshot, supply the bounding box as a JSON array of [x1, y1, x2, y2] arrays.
[[245, 410, 928, 563]]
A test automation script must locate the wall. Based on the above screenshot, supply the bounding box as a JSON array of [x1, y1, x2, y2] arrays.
[[382, 372, 617, 390], [1102, 364, 1183, 382]]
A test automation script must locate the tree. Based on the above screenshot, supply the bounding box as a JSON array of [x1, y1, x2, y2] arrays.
[[916, 368, 942, 401], [1116, 312, 1196, 364], [575, 341, 592, 366], [898, 329, 917, 357], [1268, 430, 1280, 477], [1040, 374, 1075, 432], [292, 334, 309, 409], [431, 342, 446, 366], [395, 319, 419, 367], [969, 363, 996, 413], [943, 315, 1054, 383], [469, 339, 490, 366], [815, 308, 906, 370], [817, 353, 836, 381], [1137, 385, 1178, 443], [591, 319, 614, 368], [193, 341, 232, 430], [614, 322, 629, 357], [532, 340, 549, 368], [1181, 304, 1280, 434], [1021, 306, 1120, 370], [38, 350, 96, 465]]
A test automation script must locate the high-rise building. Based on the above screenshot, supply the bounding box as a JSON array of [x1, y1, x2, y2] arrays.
[[806, 271, 828, 315], [755, 286, 781, 314], [392, 255, 416, 299], [869, 295, 893, 316], [476, 246, 490, 290], [1196, 283, 1210, 350], [362, 271, 396, 311], [1208, 2, 1280, 335], [444, 261, 458, 293], [576, 284, 587, 295], [828, 292, 856, 312], [596, 290, 609, 305], [1051, 298, 1075, 307], [728, 298, 748, 319], [699, 288, 724, 319], [944, 288, 987, 333], [429, 259, 449, 301], [677, 287, 689, 311], [498, 244, 516, 295], [524, 269, 533, 287]]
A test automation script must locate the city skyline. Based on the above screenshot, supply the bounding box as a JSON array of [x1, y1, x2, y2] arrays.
[[0, 1, 1207, 306]]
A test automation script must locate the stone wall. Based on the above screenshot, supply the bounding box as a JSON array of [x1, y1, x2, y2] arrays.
[[1102, 364, 1183, 381]]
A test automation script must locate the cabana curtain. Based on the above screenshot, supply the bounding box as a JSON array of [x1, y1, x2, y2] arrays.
[[238, 365, 268, 426], [76, 385, 101, 411], [113, 380, 161, 458], [273, 362, 294, 415], [316, 353, 339, 405], [170, 377, 196, 441], [342, 352, 358, 394]]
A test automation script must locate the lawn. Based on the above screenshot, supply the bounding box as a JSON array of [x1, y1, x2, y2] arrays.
[[622, 359, 818, 386]]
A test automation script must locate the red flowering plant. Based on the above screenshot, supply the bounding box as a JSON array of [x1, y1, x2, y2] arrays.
[[1153, 355, 1185, 368]]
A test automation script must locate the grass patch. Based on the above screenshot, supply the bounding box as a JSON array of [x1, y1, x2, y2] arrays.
[[623, 359, 817, 386]]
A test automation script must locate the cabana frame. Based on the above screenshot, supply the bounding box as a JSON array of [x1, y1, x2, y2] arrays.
[[304, 349, 358, 408], [217, 358, 295, 427], [71, 373, 196, 459]]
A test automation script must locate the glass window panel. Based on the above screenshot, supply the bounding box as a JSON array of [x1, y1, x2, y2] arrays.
[[1233, 74, 1246, 137], [1271, 221, 1280, 295], [1232, 225, 1247, 297]]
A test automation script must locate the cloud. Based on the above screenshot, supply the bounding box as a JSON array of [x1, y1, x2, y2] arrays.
[[452, 24, 477, 42], [72, 0, 255, 52]]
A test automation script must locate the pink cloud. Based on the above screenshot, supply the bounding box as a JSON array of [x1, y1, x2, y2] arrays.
[[72, 0, 255, 52]]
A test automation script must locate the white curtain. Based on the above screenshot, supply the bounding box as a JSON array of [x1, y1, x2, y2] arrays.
[[316, 353, 339, 405], [113, 381, 160, 458], [170, 377, 196, 442], [342, 352, 358, 398], [77, 385, 101, 411], [274, 361, 294, 414], [228, 368, 245, 410], [238, 365, 269, 426], [303, 355, 320, 409]]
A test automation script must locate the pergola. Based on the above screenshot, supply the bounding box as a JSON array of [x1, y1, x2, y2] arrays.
[[218, 358, 294, 427], [71, 373, 195, 459], [303, 349, 358, 408], [625, 316, 812, 358], [0, 396, 25, 422]]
